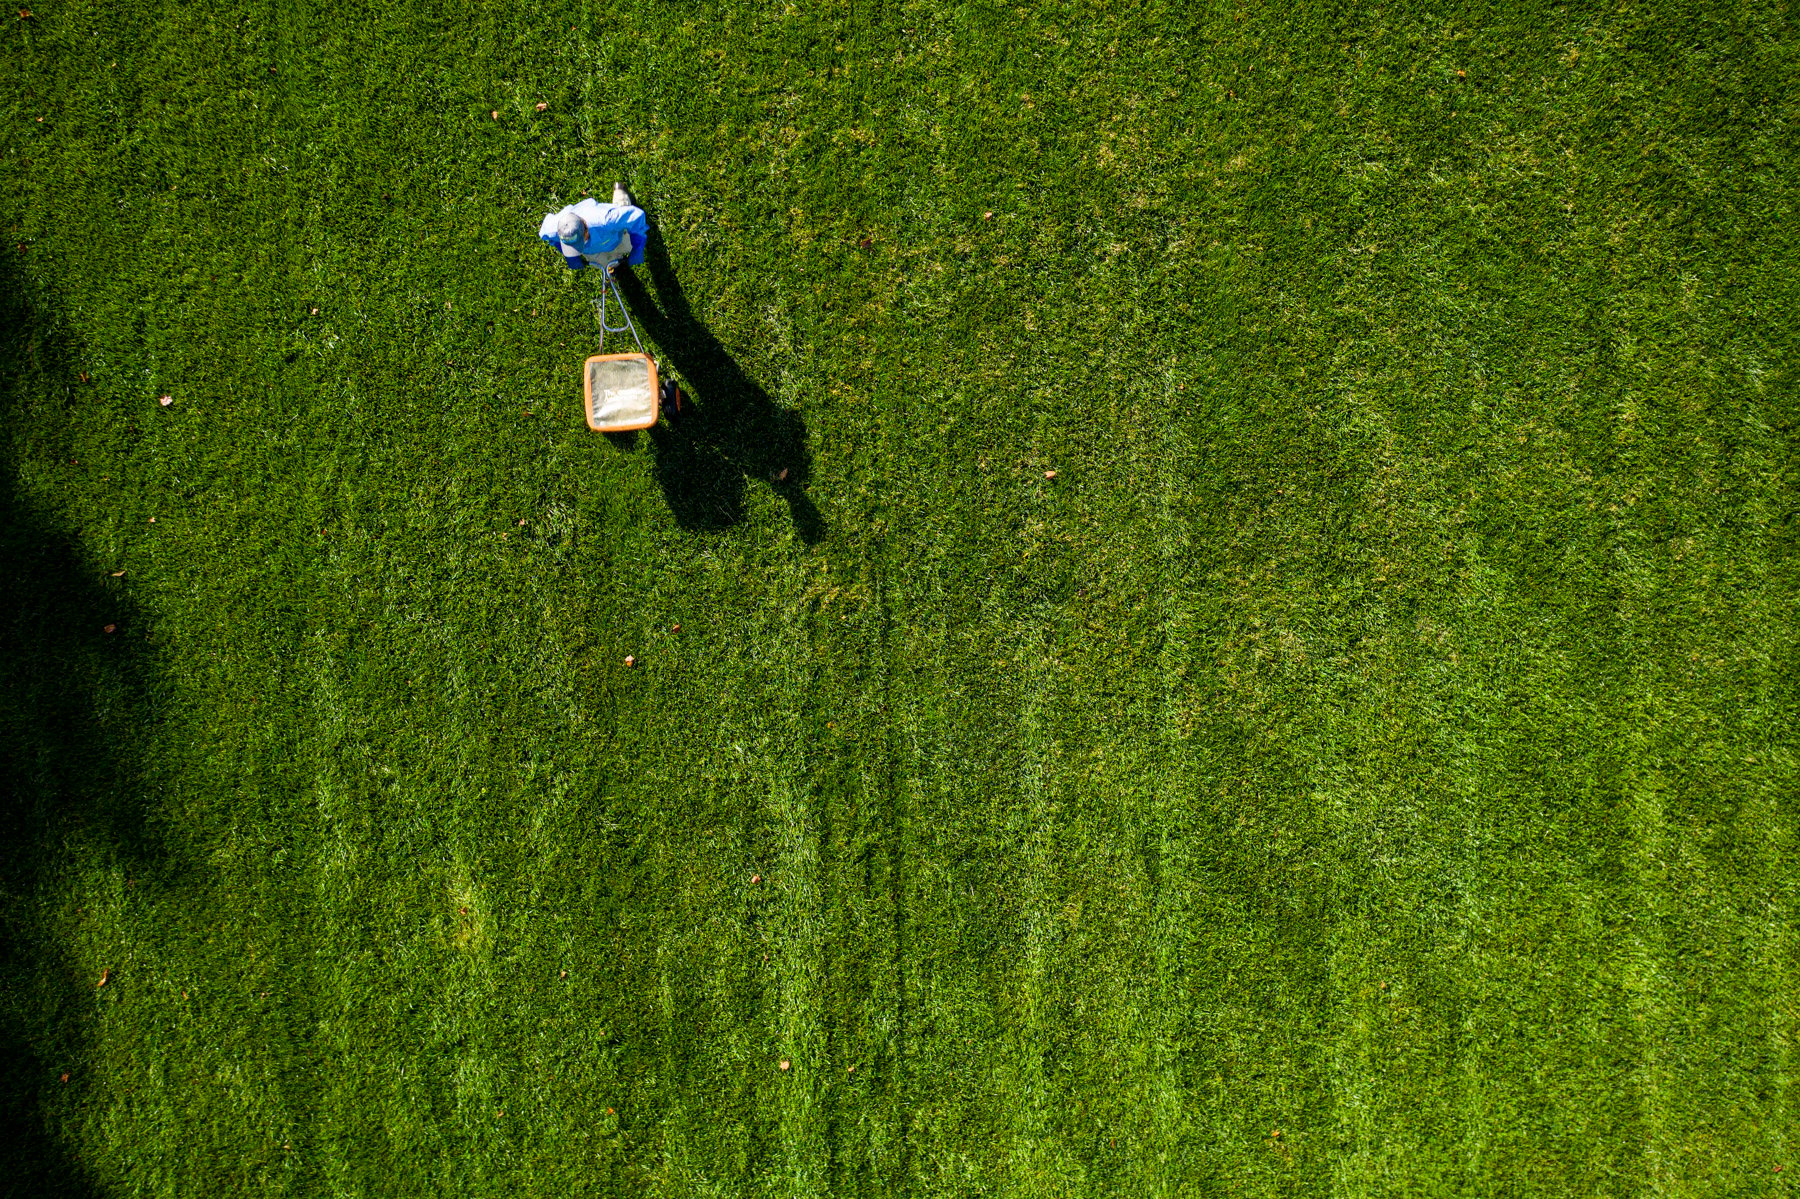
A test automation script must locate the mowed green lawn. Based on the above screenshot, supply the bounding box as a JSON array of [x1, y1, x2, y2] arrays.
[[3, 0, 1797, 1194]]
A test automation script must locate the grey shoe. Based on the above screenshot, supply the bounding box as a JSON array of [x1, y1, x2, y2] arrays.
[[612, 182, 634, 206]]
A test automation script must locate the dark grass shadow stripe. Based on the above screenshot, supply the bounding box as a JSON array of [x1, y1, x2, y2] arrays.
[[0, 248, 179, 1198]]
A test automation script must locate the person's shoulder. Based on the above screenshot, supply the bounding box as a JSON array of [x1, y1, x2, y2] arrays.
[[572, 197, 611, 221]]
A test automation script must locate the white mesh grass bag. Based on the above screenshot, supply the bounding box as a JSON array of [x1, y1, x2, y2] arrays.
[[584, 353, 660, 432]]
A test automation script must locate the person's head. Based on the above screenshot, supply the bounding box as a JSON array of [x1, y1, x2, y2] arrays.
[[556, 211, 586, 245]]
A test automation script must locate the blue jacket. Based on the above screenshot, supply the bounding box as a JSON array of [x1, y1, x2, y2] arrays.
[[538, 199, 647, 269]]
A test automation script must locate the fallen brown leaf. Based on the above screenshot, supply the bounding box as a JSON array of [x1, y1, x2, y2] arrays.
[[779, 1060, 790, 1071], [1044, 470, 1057, 479], [624, 655, 635, 667], [158, 395, 172, 406], [535, 102, 548, 111], [96, 968, 109, 988], [103, 624, 115, 634]]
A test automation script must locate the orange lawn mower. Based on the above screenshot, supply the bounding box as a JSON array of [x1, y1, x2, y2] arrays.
[[583, 265, 686, 431]]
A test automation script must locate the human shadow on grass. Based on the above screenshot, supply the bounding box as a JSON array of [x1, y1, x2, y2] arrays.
[[0, 250, 176, 1197], [610, 226, 825, 544]]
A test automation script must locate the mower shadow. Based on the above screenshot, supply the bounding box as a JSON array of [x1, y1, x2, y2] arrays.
[[612, 227, 825, 544]]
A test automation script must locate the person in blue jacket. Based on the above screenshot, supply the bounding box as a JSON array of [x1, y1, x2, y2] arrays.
[[539, 183, 647, 273]]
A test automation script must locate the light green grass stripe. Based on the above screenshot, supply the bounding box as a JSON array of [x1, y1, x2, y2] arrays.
[[1001, 639, 1081, 1199], [1143, 358, 1203, 1199], [768, 758, 829, 1199]]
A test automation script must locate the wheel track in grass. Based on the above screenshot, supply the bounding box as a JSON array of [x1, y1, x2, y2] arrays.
[[1145, 357, 1200, 1199], [1004, 630, 1079, 1197], [767, 745, 829, 1199]]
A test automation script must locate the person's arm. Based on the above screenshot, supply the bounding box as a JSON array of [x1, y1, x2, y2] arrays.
[[624, 207, 648, 265]]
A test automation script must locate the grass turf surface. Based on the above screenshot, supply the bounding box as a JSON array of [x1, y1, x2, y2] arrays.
[[3, 0, 1798, 1194]]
